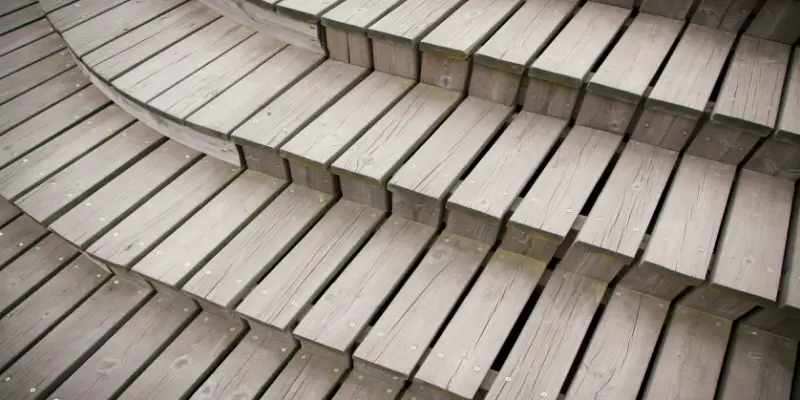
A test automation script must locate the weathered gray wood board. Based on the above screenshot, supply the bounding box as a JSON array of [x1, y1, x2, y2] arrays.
[[632, 24, 735, 151], [113, 18, 254, 104], [691, 0, 759, 32], [414, 250, 544, 400], [0, 198, 20, 227], [0, 50, 74, 106], [331, 83, 461, 210], [48, 0, 127, 32], [50, 295, 197, 400], [679, 283, 760, 320], [0, 86, 108, 170], [117, 312, 243, 400], [278, 0, 346, 21], [133, 170, 286, 289], [566, 288, 668, 400], [0, 234, 76, 317], [0, 215, 47, 269], [183, 184, 333, 311], [333, 372, 396, 400], [639, 0, 697, 19], [503, 126, 621, 262], [524, 2, 628, 119], [0, 19, 51, 57], [0, 67, 88, 135], [63, 0, 185, 56], [292, 216, 434, 361], [0, 0, 36, 17], [0, 105, 133, 200], [745, 137, 800, 180], [0, 276, 149, 400], [324, 24, 373, 67], [559, 141, 677, 283], [746, 0, 800, 44], [186, 45, 324, 137], [389, 97, 511, 225], [190, 331, 294, 400], [622, 156, 734, 300], [0, 34, 64, 79], [16, 122, 163, 225], [149, 33, 285, 120], [642, 306, 732, 400], [237, 200, 382, 333], [0, 4, 44, 36], [741, 307, 800, 342], [84, 2, 219, 81], [50, 140, 199, 249], [39, 0, 75, 13], [88, 157, 239, 269], [231, 60, 367, 177], [484, 269, 605, 400], [446, 111, 566, 244], [775, 48, 800, 146], [780, 184, 800, 311], [577, 13, 682, 134], [321, 0, 406, 66], [716, 325, 796, 400], [260, 352, 345, 400], [354, 233, 488, 383]]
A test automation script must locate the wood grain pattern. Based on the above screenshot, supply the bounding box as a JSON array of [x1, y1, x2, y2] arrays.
[[0, 0, 36, 17], [774, 48, 799, 145], [0, 19, 51, 57], [48, 0, 127, 32], [354, 233, 488, 380], [260, 352, 345, 400], [0, 5, 44, 37], [278, 0, 345, 20], [691, 0, 759, 32], [484, 269, 605, 400], [39, 0, 74, 13], [467, 62, 522, 105], [631, 108, 698, 151], [746, 0, 800, 44], [292, 216, 435, 357], [566, 288, 668, 400], [574, 91, 637, 134], [0, 215, 47, 269], [684, 122, 760, 165], [322, 0, 405, 33], [419, 51, 470, 91], [370, 39, 417, 79], [333, 372, 396, 400], [51, 294, 197, 400], [88, 157, 239, 269], [744, 137, 800, 180], [0, 34, 64, 79], [367, 0, 468, 45]]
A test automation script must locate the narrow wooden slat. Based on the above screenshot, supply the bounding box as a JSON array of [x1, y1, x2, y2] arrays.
[[691, 0, 759, 32], [183, 184, 333, 312], [0, 51, 74, 107], [354, 233, 488, 385], [0, 19, 51, 57], [0, 276, 150, 400], [40, 0, 75, 13], [133, 170, 286, 289], [566, 288, 668, 400], [0, 0, 36, 17], [0, 234, 76, 317], [186, 46, 324, 137], [780, 185, 800, 312], [0, 4, 44, 36], [260, 352, 345, 400], [50, 294, 198, 400], [746, 0, 800, 45], [334, 372, 396, 400], [0, 34, 64, 79], [484, 269, 606, 400], [88, 157, 240, 269], [0, 215, 47, 269], [292, 216, 435, 362], [48, 0, 127, 32], [117, 312, 242, 400]]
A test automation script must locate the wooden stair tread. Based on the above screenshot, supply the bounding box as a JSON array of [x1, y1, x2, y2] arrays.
[[322, 0, 408, 33], [690, 0, 759, 32], [0, 214, 47, 268], [745, 0, 800, 45], [260, 352, 345, 400], [367, 0, 466, 45], [48, 0, 127, 32]]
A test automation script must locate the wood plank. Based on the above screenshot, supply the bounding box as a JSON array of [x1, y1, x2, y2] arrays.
[[39, 0, 75, 13], [84, 2, 220, 81], [0, 4, 44, 36], [775, 48, 800, 145], [716, 325, 796, 400], [186, 45, 324, 137], [88, 157, 240, 269], [292, 215, 435, 361], [354, 233, 489, 383], [149, 33, 286, 120], [0, 86, 109, 170], [0, 234, 76, 317], [50, 294, 198, 400], [16, 122, 163, 225], [0, 105, 133, 201], [0, 215, 47, 269], [780, 184, 800, 312], [367, 0, 467, 46], [117, 312, 243, 400], [639, 0, 697, 19], [278, 0, 347, 21], [49, 140, 200, 249], [746, 0, 800, 44], [113, 18, 254, 104], [446, 111, 565, 244], [503, 126, 621, 262], [321, 0, 405, 34], [566, 288, 668, 400], [0, 275, 150, 400], [190, 330, 294, 400], [413, 250, 545, 400], [0, 34, 64, 79], [260, 352, 345, 400], [559, 141, 677, 283], [183, 184, 334, 312], [133, 170, 286, 289], [0, 198, 20, 227], [744, 137, 800, 180], [0, 19, 51, 57], [63, 0, 185, 56], [484, 269, 606, 400], [333, 372, 397, 400], [642, 306, 732, 400], [691, 0, 759, 32], [48, 0, 127, 32], [0, 50, 74, 106], [0, 0, 36, 17]]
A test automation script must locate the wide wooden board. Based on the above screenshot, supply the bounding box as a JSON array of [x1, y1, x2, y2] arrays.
[[0, 215, 47, 269], [260, 352, 345, 400], [322, 0, 406, 32], [367, 0, 468, 45]]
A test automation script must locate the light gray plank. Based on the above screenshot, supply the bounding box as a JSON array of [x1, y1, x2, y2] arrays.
[[322, 0, 405, 32], [414, 250, 545, 400], [642, 306, 732, 400], [484, 269, 606, 400], [278, 0, 346, 21], [260, 352, 345, 400], [88, 157, 240, 269], [183, 184, 334, 311], [51, 294, 197, 400], [774, 47, 799, 145], [566, 288, 668, 400], [354, 233, 489, 381], [0, 19, 51, 57], [333, 372, 396, 400], [117, 312, 243, 400], [186, 45, 324, 137], [133, 170, 286, 288], [367, 0, 467, 45], [39, 0, 74, 13], [0, 4, 44, 36], [0, 34, 64, 79], [691, 0, 759, 32], [48, 0, 127, 32], [0, 215, 47, 269], [639, 0, 698, 19], [746, 0, 800, 45], [0, 50, 74, 106], [0, 0, 36, 17], [50, 140, 200, 249]]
